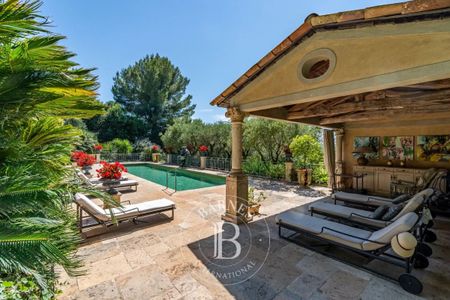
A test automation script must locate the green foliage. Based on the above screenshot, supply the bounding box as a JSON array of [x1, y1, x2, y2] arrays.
[[85, 103, 147, 143], [112, 54, 195, 143], [161, 119, 231, 156], [133, 138, 153, 153], [244, 118, 321, 164], [0, 271, 60, 300], [290, 134, 323, 168], [248, 187, 266, 206], [103, 138, 133, 153], [0, 0, 105, 292], [242, 156, 285, 179], [312, 164, 328, 185]]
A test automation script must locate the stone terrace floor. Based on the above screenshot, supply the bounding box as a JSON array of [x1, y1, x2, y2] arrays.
[[59, 168, 450, 299]]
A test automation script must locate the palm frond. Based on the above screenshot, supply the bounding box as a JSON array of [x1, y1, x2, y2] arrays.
[[0, 0, 48, 43]]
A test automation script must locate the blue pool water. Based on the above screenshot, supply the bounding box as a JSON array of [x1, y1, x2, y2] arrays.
[[125, 164, 225, 191]]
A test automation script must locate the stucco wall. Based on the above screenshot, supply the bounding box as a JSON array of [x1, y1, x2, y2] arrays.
[[343, 118, 450, 175], [231, 18, 450, 112]]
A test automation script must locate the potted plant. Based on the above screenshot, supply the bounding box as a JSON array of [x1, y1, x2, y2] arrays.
[[199, 145, 208, 169], [71, 151, 84, 166], [93, 144, 103, 161], [248, 187, 266, 216], [75, 152, 96, 175], [151, 145, 161, 162], [96, 161, 127, 185], [289, 135, 322, 187]]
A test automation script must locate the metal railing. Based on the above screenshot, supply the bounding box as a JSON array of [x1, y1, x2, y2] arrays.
[[164, 170, 178, 192], [167, 155, 230, 172], [99, 152, 167, 162]]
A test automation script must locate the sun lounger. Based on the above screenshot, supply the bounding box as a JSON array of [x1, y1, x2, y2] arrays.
[[74, 193, 175, 232], [332, 188, 433, 207], [276, 211, 424, 294], [310, 188, 434, 229], [77, 171, 138, 191]]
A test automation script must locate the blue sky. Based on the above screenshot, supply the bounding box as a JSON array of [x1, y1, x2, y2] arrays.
[[41, 0, 398, 123]]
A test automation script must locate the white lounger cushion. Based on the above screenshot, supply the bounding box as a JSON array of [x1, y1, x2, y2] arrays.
[[110, 199, 175, 220], [75, 193, 109, 221], [332, 188, 434, 207], [309, 189, 430, 228], [95, 180, 138, 189], [276, 211, 418, 251], [309, 202, 389, 228], [74, 193, 174, 222], [332, 192, 393, 206]]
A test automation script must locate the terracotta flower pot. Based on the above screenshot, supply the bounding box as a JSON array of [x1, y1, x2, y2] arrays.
[[297, 168, 312, 186], [248, 204, 261, 216], [152, 153, 160, 162]]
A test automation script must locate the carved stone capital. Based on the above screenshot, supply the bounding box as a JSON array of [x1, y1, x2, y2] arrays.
[[334, 128, 344, 137], [226, 107, 247, 123]]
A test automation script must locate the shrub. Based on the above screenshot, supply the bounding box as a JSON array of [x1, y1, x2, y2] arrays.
[[289, 134, 323, 168], [243, 156, 284, 179], [104, 138, 133, 153], [312, 164, 329, 185], [0, 272, 60, 300]]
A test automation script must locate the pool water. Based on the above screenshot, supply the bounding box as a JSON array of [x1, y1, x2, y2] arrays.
[[125, 164, 225, 191]]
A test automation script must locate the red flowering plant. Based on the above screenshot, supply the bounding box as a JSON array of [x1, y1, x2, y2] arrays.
[[76, 152, 96, 167], [151, 145, 160, 154], [96, 161, 127, 180], [199, 145, 208, 156], [94, 144, 103, 153], [71, 151, 84, 162]]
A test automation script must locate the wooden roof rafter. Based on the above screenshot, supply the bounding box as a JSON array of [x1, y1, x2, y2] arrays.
[[285, 79, 450, 125]]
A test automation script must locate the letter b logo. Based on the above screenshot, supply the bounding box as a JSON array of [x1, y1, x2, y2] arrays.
[[213, 222, 241, 259]]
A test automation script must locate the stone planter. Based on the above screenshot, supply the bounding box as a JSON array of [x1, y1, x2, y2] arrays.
[[95, 153, 101, 162], [285, 161, 294, 182], [152, 153, 160, 162], [297, 168, 312, 186], [248, 204, 261, 216], [167, 153, 173, 164], [200, 156, 207, 169]]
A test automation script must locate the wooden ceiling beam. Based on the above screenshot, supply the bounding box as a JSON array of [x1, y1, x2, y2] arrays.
[[319, 104, 450, 125], [287, 89, 450, 120]]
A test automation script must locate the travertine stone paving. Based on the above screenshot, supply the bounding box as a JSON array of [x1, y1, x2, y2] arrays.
[[59, 170, 450, 299]]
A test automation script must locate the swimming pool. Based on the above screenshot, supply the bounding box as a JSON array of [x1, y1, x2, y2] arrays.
[[125, 164, 225, 191]]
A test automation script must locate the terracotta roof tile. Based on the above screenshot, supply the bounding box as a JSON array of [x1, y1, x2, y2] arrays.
[[272, 37, 294, 56], [364, 3, 403, 19], [402, 0, 450, 14], [310, 14, 339, 26], [232, 74, 250, 88], [244, 64, 261, 78], [211, 0, 450, 107], [336, 10, 365, 23], [288, 22, 313, 42], [221, 85, 237, 98], [256, 52, 276, 68]]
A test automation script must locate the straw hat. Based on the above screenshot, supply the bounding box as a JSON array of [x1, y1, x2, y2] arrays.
[[391, 232, 417, 258]]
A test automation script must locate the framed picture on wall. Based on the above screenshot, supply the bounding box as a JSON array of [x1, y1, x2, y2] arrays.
[[415, 135, 450, 162], [381, 136, 414, 160], [353, 136, 380, 159]]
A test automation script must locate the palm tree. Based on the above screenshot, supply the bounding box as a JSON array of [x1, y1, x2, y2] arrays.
[[0, 0, 106, 293]]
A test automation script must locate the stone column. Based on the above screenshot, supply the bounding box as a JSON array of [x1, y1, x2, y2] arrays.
[[285, 161, 293, 182], [334, 129, 344, 188], [222, 107, 248, 224]]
